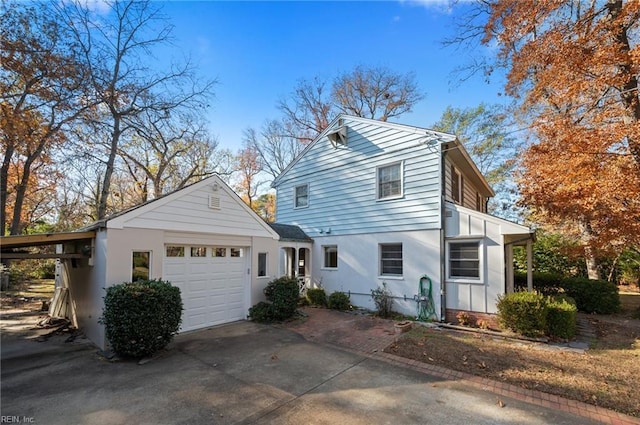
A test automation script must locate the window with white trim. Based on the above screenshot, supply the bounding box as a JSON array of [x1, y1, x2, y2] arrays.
[[377, 162, 402, 199], [258, 252, 268, 277], [294, 184, 309, 208], [449, 241, 480, 278], [323, 245, 338, 269], [451, 165, 463, 204], [213, 247, 226, 257], [380, 243, 403, 276], [191, 246, 207, 257], [132, 251, 151, 282]]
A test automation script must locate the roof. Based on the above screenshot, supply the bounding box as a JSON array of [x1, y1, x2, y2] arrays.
[[271, 114, 492, 197], [269, 223, 312, 242]]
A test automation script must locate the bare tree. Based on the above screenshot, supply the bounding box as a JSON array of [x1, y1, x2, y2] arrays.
[[233, 142, 263, 210], [58, 0, 215, 219], [278, 65, 425, 143], [244, 120, 306, 180]]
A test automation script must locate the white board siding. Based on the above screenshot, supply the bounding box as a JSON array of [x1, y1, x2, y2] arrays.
[[310, 230, 442, 320], [276, 117, 442, 236]]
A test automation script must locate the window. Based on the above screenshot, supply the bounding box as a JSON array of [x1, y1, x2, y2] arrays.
[[380, 244, 403, 276], [377, 162, 402, 199], [323, 245, 338, 269], [132, 251, 150, 282], [449, 242, 480, 279], [258, 253, 268, 277], [230, 248, 243, 257], [191, 246, 207, 257], [294, 184, 309, 208], [451, 165, 462, 204], [166, 246, 184, 257], [213, 247, 227, 257]]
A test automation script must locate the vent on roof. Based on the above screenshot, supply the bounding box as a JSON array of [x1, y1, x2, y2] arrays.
[[327, 126, 347, 148], [208, 194, 221, 210]]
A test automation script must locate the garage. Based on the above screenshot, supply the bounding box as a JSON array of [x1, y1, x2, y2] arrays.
[[163, 245, 249, 332]]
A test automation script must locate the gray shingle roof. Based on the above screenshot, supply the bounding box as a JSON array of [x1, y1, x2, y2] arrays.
[[269, 223, 312, 242]]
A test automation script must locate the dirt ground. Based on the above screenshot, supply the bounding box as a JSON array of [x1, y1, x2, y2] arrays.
[[386, 292, 640, 418]]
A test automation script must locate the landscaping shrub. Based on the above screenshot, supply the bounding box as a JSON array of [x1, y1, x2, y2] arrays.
[[249, 276, 300, 322], [102, 279, 183, 358], [496, 291, 548, 337], [328, 291, 350, 310], [306, 287, 327, 307], [371, 282, 394, 318], [545, 296, 577, 339], [562, 278, 620, 314], [515, 273, 621, 314]]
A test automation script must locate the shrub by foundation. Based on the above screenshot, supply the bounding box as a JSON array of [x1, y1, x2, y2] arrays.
[[102, 279, 183, 358], [306, 287, 327, 307], [249, 277, 299, 322], [545, 296, 577, 339], [497, 291, 548, 337], [371, 282, 394, 318], [328, 291, 350, 310]]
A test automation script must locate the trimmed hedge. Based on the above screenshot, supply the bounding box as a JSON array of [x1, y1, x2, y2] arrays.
[[306, 288, 327, 307], [497, 291, 548, 337], [545, 296, 577, 339], [515, 272, 620, 314], [101, 279, 183, 358], [249, 277, 300, 322], [328, 291, 351, 310]]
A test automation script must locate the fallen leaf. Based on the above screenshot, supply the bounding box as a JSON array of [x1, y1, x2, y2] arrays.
[[497, 399, 505, 408], [271, 355, 278, 360]]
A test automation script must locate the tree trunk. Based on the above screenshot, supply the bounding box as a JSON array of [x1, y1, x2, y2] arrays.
[[580, 221, 601, 280], [97, 117, 121, 219], [0, 142, 15, 236]]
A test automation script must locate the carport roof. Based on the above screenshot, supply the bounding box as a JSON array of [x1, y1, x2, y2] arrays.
[[269, 223, 312, 242], [0, 231, 95, 259]]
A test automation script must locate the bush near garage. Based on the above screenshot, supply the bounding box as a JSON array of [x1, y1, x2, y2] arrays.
[[306, 287, 327, 307], [328, 291, 351, 310], [101, 279, 183, 358], [515, 272, 620, 314], [249, 276, 300, 322]]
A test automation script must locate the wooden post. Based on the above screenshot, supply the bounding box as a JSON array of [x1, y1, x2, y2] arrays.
[[526, 239, 533, 292]]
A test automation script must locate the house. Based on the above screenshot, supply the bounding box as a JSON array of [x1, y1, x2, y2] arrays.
[[1, 175, 281, 349], [272, 115, 533, 324]]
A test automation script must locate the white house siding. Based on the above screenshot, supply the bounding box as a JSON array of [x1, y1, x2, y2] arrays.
[[275, 117, 442, 237], [444, 203, 510, 314], [311, 230, 442, 320], [62, 229, 108, 349]]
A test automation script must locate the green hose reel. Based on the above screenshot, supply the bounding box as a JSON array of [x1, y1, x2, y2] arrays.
[[416, 275, 436, 321]]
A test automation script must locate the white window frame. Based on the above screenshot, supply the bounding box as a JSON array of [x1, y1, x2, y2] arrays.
[[132, 251, 151, 282], [446, 239, 483, 283], [376, 161, 403, 200], [294, 184, 309, 209], [322, 245, 338, 269], [257, 252, 268, 277], [451, 165, 463, 204], [379, 243, 403, 277]]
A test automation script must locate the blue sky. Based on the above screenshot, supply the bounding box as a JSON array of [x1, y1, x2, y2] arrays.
[[158, 1, 507, 151]]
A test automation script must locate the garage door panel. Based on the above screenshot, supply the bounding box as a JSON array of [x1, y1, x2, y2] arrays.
[[163, 245, 249, 333]]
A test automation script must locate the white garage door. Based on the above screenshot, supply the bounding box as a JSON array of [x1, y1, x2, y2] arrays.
[[163, 245, 248, 332]]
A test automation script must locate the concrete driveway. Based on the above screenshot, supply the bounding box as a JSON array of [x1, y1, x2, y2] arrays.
[[0, 319, 601, 425]]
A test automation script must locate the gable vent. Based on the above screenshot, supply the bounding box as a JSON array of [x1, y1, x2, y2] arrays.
[[208, 194, 221, 210], [327, 126, 347, 148]]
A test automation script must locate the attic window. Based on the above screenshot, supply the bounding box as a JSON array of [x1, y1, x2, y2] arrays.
[[208, 194, 221, 210], [327, 126, 347, 148], [451, 165, 463, 204]]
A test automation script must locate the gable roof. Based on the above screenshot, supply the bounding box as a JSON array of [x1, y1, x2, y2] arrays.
[[83, 175, 279, 240], [271, 114, 492, 197]]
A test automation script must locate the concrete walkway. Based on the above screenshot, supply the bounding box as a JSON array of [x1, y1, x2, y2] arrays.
[[281, 307, 639, 425]]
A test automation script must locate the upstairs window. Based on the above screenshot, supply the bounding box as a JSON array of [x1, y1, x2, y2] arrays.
[[294, 184, 309, 208], [377, 162, 402, 199], [451, 165, 463, 204], [380, 243, 403, 276]]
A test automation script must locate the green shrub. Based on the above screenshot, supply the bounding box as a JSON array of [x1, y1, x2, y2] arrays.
[[306, 288, 327, 307], [545, 296, 577, 339], [328, 291, 350, 310], [249, 276, 300, 322], [371, 282, 394, 318], [562, 278, 620, 314], [515, 273, 620, 314], [102, 279, 183, 358], [497, 291, 548, 337]]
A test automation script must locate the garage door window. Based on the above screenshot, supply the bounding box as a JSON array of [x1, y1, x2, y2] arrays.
[[258, 253, 268, 277], [230, 248, 243, 257], [132, 251, 150, 282], [191, 247, 207, 257], [166, 246, 184, 257], [213, 247, 226, 257]]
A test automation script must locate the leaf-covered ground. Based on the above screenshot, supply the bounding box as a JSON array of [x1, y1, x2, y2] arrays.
[[386, 294, 640, 418]]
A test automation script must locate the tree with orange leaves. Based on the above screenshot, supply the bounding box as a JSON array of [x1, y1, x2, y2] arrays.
[[477, 0, 640, 278]]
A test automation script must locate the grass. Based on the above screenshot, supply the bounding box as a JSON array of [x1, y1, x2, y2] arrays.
[[385, 293, 640, 418], [0, 279, 55, 310]]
